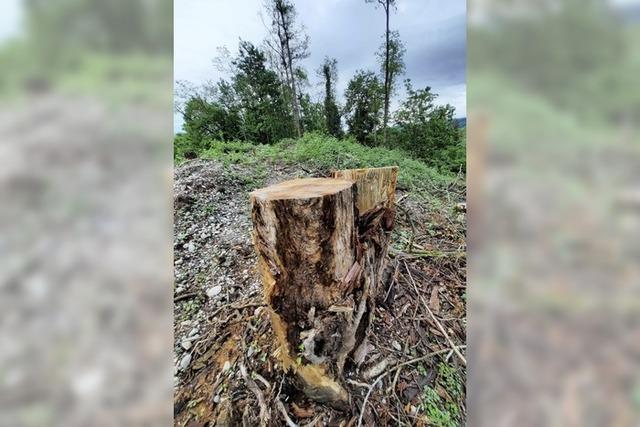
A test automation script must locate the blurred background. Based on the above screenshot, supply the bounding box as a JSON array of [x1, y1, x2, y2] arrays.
[[468, 0, 640, 425], [0, 0, 173, 426]]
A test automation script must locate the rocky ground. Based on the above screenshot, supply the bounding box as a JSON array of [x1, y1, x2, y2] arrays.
[[173, 159, 466, 426]]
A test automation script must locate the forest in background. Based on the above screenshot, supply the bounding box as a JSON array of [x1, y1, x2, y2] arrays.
[[174, 0, 466, 175]]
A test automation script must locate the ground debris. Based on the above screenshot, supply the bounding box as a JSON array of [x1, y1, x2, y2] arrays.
[[174, 159, 466, 426]]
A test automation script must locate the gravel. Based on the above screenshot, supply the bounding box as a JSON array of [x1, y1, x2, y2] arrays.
[[173, 159, 315, 379]]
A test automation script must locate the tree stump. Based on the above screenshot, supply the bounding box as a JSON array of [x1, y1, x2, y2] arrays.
[[250, 168, 397, 407]]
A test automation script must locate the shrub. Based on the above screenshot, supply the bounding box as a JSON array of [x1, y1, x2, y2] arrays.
[[182, 132, 461, 195]]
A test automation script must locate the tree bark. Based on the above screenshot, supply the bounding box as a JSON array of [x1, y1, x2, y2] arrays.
[[250, 167, 397, 407], [284, 38, 302, 137]]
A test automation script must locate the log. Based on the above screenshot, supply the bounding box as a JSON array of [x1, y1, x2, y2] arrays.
[[250, 168, 397, 407]]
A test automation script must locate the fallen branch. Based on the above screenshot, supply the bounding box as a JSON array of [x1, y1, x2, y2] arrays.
[[404, 261, 467, 366], [276, 399, 299, 427], [174, 292, 199, 303], [209, 299, 264, 319], [357, 372, 386, 427], [357, 347, 458, 427], [396, 346, 466, 370], [240, 363, 270, 426], [389, 248, 464, 259]]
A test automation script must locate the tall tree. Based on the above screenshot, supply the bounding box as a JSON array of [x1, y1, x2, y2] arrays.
[[344, 70, 384, 145], [299, 94, 325, 134], [394, 80, 463, 171], [366, 0, 398, 145], [376, 30, 405, 123], [264, 0, 310, 138], [232, 41, 293, 144], [320, 57, 342, 137]]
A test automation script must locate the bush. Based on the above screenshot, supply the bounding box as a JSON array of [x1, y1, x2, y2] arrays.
[[390, 82, 465, 173], [176, 132, 462, 195]]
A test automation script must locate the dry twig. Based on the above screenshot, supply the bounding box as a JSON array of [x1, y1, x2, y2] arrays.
[[357, 372, 386, 427], [174, 292, 199, 303], [404, 261, 467, 366], [239, 363, 270, 426], [357, 347, 457, 427], [276, 399, 299, 427]]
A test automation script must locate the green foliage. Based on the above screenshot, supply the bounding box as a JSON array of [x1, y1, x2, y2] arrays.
[[174, 133, 203, 162], [178, 41, 294, 146], [469, 0, 638, 125], [376, 30, 406, 99], [437, 362, 463, 400], [421, 387, 457, 427], [344, 70, 384, 145], [0, 0, 171, 103], [232, 41, 294, 144], [183, 98, 242, 143], [320, 57, 342, 138], [392, 81, 465, 173], [419, 362, 464, 427], [176, 133, 460, 195], [324, 98, 342, 137], [300, 94, 326, 134]]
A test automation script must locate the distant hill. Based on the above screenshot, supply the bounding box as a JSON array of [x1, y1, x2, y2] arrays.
[[454, 117, 466, 128]]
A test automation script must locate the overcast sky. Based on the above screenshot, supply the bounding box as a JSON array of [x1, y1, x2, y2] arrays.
[[174, 0, 466, 132], [0, 0, 22, 42]]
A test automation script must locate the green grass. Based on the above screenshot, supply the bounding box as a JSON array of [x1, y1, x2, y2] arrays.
[[468, 72, 611, 153], [56, 53, 171, 108], [0, 43, 170, 107], [419, 362, 464, 427], [175, 133, 462, 196]]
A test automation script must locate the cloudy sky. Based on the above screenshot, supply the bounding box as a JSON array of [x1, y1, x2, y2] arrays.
[[174, 0, 466, 132], [0, 0, 22, 41]]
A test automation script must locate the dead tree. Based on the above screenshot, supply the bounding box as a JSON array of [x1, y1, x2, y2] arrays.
[[250, 167, 397, 407]]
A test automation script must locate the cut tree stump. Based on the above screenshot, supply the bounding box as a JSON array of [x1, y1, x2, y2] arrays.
[[250, 168, 397, 408]]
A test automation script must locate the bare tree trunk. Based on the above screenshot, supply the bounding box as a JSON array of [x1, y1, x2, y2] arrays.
[[275, 4, 302, 138], [383, 0, 390, 145], [250, 167, 397, 407], [284, 28, 302, 137]]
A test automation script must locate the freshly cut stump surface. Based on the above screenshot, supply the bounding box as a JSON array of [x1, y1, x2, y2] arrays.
[[250, 169, 397, 407], [333, 166, 398, 213]]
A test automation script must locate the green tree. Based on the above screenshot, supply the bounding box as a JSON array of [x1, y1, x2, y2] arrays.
[[300, 94, 325, 134], [344, 70, 384, 145], [376, 30, 405, 134], [177, 41, 293, 147], [264, 0, 310, 137], [182, 98, 242, 146], [320, 57, 342, 138], [232, 41, 293, 144], [394, 80, 464, 171], [366, 0, 399, 144]]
